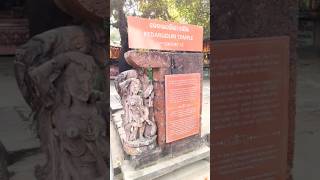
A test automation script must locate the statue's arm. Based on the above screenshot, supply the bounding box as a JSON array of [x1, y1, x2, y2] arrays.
[[28, 54, 70, 97]]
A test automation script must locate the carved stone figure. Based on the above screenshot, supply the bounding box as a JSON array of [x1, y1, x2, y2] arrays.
[[114, 69, 157, 156], [14, 25, 108, 180], [13, 0, 108, 179]]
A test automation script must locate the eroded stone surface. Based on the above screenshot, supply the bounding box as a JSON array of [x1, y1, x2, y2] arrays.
[[114, 69, 157, 156], [14, 26, 108, 180]]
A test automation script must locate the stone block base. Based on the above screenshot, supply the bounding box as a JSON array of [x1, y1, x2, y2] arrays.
[[121, 145, 210, 180]]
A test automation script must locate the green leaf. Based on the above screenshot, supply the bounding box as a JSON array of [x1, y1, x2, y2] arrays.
[[147, 67, 153, 81]]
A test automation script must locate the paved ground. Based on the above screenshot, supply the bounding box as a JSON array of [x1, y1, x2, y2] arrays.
[[0, 57, 39, 153], [293, 48, 320, 180], [0, 56, 40, 180], [0, 48, 320, 179]]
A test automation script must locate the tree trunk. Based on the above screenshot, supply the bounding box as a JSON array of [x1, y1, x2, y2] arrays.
[[118, 0, 132, 73]]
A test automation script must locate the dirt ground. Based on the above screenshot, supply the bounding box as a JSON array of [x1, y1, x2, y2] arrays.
[[0, 48, 319, 179]]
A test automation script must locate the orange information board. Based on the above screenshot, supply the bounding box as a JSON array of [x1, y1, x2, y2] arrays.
[[165, 73, 201, 143], [127, 16, 203, 52]]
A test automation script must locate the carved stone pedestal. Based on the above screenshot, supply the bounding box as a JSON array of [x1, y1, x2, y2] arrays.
[[114, 50, 206, 169], [0, 19, 29, 55]]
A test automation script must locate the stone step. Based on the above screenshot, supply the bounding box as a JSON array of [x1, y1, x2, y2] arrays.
[[0, 107, 39, 153], [120, 145, 210, 180], [155, 160, 210, 180]]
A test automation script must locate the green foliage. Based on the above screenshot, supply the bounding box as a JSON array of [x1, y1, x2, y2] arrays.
[[110, 26, 121, 45], [138, 0, 210, 38], [147, 67, 153, 81], [300, 0, 312, 10]]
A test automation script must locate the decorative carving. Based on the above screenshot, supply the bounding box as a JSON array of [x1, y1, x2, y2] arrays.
[[0, 19, 29, 55], [14, 26, 108, 180], [114, 69, 157, 156]]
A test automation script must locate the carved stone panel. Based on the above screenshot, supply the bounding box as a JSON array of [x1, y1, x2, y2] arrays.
[[0, 19, 29, 55]]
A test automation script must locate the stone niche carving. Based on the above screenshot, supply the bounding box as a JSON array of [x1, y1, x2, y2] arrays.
[[114, 69, 157, 156]]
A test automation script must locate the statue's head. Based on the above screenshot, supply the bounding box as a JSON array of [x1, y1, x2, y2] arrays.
[[128, 95, 142, 108], [61, 27, 92, 54], [64, 54, 97, 102], [129, 79, 141, 95], [126, 70, 138, 79], [36, 26, 93, 55]]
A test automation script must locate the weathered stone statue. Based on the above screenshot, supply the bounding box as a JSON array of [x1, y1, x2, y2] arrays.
[[114, 69, 157, 156], [13, 0, 108, 179], [15, 25, 108, 180]]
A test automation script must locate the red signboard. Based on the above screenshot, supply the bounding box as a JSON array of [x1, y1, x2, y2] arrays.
[[165, 73, 201, 143], [127, 16, 203, 52]]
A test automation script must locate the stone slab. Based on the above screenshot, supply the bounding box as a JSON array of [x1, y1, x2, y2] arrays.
[[110, 110, 125, 170], [0, 108, 40, 152], [212, 37, 289, 179], [121, 145, 210, 180], [110, 94, 122, 111], [0, 57, 39, 152], [211, 1, 297, 179], [155, 160, 210, 180]]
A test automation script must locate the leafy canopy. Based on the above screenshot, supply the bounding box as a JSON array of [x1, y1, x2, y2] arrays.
[[138, 0, 210, 38]]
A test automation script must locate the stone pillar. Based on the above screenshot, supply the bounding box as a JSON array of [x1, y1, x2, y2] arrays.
[[212, 1, 297, 179]]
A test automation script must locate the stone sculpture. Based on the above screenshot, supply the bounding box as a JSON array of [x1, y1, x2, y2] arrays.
[[14, 25, 108, 180], [14, 0, 108, 178], [114, 69, 157, 156], [15, 0, 109, 180]]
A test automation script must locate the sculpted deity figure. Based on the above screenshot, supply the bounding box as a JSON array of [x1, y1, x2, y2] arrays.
[[126, 78, 154, 141], [114, 69, 157, 155], [13, 0, 108, 178], [15, 26, 108, 180]]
